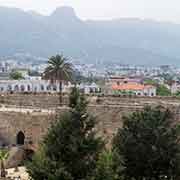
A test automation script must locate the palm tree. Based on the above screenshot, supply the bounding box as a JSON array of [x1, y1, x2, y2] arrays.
[[44, 54, 74, 105], [0, 149, 9, 177]]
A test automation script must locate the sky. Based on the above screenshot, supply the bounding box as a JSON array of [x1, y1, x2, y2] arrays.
[[0, 0, 180, 22]]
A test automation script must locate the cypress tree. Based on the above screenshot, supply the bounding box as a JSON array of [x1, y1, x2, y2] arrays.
[[27, 88, 103, 180]]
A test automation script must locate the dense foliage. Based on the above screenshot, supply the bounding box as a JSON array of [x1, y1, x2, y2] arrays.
[[113, 106, 180, 180], [92, 150, 117, 180], [156, 84, 171, 96], [9, 71, 24, 80], [27, 88, 103, 180], [27, 87, 180, 180], [0, 149, 9, 177]]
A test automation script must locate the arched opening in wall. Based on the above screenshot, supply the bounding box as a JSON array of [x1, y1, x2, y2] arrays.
[[7, 85, 12, 92], [34, 87, 37, 92], [41, 85, 44, 91], [14, 85, 19, 92], [16, 131, 25, 145], [0, 87, 4, 92], [47, 85, 51, 91], [27, 85, 31, 91], [53, 85, 57, 91], [20, 85, 25, 92]]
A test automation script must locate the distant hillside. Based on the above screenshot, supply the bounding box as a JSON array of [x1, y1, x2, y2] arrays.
[[0, 6, 180, 65]]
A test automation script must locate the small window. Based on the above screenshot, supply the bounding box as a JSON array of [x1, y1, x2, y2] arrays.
[[20, 85, 25, 92], [47, 85, 51, 91], [7, 85, 12, 91], [41, 85, 44, 91], [14, 85, 19, 91], [53, 85, 57, 91], [27, 85, 31, 91]]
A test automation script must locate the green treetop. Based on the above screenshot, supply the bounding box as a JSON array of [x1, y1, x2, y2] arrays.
[[157, 84, 171, 96], [113, 106, 180, 180], [43, 54, 74, 105], [9, 71, 24, 80], [27, 87, 104, 180]]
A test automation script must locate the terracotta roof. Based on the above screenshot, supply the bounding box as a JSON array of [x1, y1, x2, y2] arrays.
[[112, 83, 154, 91]]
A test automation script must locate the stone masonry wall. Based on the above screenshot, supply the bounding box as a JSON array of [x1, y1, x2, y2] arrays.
[[0, 94, 179, 148]]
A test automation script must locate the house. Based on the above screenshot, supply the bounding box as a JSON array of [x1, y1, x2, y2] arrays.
[[0, 80, 71, 93], [171, 83, 180, 94], [107, 76, 143, 85], [105, 76, 156, 96], [0, 80, 102, 95], [77, 83, 101, 94], [111, 83, 156, 96]]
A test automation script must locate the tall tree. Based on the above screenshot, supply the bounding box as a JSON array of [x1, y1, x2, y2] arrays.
[[44, 54, 73, 105], [27, 88, 104, 180], [113, 106, 180, 180]]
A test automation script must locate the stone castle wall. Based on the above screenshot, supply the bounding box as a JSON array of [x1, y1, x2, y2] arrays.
[[0, 93, 180, 108], [0, 94, 179, 148]]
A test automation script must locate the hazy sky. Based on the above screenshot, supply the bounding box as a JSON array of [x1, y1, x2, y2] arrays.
[[0, 0, 180, 22]]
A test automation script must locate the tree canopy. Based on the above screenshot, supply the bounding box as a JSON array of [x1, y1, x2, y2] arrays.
[[92, 150, 117, 180], [43, 54, 74, 104], [27, 88, 103, 180], [9, 71, 24, 80], [113, 106, 180, 180], [156, 84, 171, 96]]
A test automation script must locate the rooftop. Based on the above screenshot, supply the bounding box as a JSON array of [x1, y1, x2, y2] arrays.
[[112, 83, 154, 91]]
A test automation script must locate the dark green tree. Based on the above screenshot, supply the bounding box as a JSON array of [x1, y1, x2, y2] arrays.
[[27, 88, 103, 180], [69, 86, 80, 108], [157, 84, 171, 96], [113, 106, 180, 180]]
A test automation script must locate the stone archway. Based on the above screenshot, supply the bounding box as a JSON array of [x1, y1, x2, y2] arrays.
[[27, 85, 31, 92], [16, 131, 25, 145], [7, 85, 12, 92], [20, 85, 25, 92], [40, 85, 44, 91], [14, 85, 19, 92]]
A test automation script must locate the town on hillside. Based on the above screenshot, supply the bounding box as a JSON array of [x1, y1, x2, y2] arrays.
[[0, 58, 179, 97], [0, 2, 180, 180]]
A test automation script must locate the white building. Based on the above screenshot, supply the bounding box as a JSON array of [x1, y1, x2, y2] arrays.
[[171, 83, 180, 94], [0, 80, 102, 94], [77, 83, 101, 94], [0, 80, 71, 93]]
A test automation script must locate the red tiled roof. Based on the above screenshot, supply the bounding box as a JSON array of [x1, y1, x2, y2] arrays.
[[112, 83, 154, 91]]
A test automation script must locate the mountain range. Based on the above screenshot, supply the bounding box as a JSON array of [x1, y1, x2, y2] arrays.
[[0, 6, 180, 65]]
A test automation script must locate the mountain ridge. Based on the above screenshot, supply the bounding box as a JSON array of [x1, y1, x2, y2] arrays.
[[0, 6, 180, 65]]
